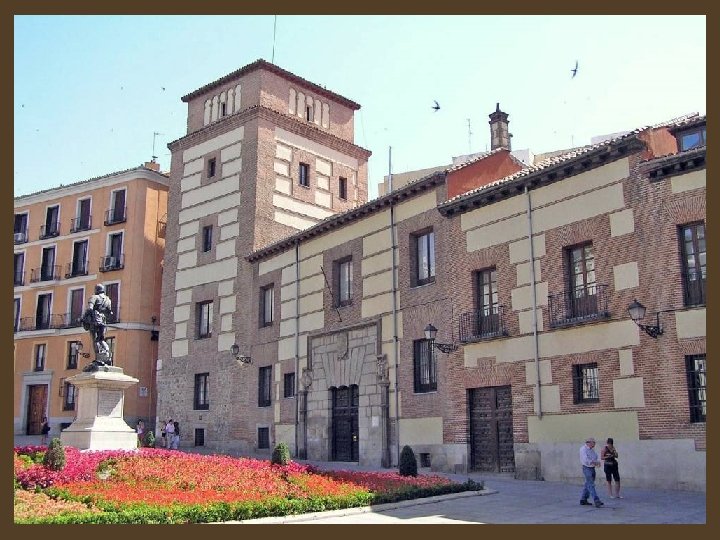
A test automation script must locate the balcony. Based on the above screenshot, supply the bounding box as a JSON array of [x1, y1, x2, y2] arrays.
[[65, 260, 89, 279], [18, 314, 66, 331], [459, 306, 508, 343], [39, 221, 61, 240], [14, 270, 25, 287], [548, 284, 610, 328], [99, 254, 124, 272], [30, 265, 61, 283], [104, 206, 126, 226], [70, 215, 93, 233], [682, 270, 706, 307], [59, 312, 84, 329], [14, 231, 28, 244]]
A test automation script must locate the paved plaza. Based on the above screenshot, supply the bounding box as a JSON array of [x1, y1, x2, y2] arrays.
[[14, 436, 705, 524]]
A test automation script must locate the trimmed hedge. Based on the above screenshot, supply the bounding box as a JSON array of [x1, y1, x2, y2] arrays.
[[23, 480, 483, 524]]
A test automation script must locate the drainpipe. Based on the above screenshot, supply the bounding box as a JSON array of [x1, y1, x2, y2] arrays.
[[389, 147, 401, 465], [525, 185, 542, 419], [294, 239, 301, 455]]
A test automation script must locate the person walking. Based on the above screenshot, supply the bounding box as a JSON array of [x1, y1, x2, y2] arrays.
[[164, 419, 175, 449], [171, 421, 180, 450], [601, 437, 622, 499], [40, 417, 50, 445], [136, 420, 145, 446], [579, 437, 604, 508]]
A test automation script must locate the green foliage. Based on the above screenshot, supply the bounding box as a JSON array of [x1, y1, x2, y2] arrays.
[[42, 438, 66, 471], [143, 430, 156, 448], [398, 445, 417, 477], [271, 442, 291, 465]]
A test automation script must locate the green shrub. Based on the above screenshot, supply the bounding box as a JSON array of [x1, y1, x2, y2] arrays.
[[143, 430, 156, 448], [271, 442, 291, 465], [42, 438, 66, 471], [398, 445, 417, 477]]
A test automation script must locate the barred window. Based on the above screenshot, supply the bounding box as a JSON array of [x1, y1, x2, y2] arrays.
[[573, 363, 599, 404], [258, 366, 272, 407], [413, 339, 437, 393], [284, 372, 296, 398], [686, 354, 706, 423], [258, 427, 270, 449], [194, 373, 209, 410]]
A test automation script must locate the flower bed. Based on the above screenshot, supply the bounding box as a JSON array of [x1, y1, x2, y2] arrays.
[[14, 445, 481, 524]]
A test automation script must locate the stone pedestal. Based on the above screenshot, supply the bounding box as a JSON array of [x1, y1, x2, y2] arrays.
[[60, 366, 139, 450]]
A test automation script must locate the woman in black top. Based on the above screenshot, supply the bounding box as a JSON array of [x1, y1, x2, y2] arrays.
[[600, 437, 622, 498]]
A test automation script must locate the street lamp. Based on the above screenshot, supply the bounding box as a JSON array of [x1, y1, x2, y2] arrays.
[[230, 343, 252, 364], [627, 300, 663, 338], [75, 341, 91, 358], [424, 323, 458, 353]]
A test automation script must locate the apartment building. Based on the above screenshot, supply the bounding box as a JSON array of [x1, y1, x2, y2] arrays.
[[156, 60, 705, 491], [14, 164, 168, 437]]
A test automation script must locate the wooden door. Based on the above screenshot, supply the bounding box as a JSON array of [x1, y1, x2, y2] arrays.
[[26, 385, 47, 435], [469, 385, 515, 473], [331, 385, 359, 461]]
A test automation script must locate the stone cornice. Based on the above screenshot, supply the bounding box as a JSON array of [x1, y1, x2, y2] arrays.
[[168, 105, 371, 161]]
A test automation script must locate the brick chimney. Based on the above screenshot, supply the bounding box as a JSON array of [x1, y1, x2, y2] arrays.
[[489, 103, 512, 151], [144, 160, 160, 172]]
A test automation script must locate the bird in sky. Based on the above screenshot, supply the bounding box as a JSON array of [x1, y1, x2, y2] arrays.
[[571, 60, 579, 79], [432, 100, 440, 112]]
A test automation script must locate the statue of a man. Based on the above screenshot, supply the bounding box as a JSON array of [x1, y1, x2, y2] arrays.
[[82, 283, 114, 372]]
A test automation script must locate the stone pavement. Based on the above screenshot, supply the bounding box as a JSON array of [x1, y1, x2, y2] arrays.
[[232, 460, 706, 524], [14, 436, 705, 524]]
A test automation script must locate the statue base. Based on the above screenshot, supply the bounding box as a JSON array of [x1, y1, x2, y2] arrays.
[[60, 366, 139, 451]]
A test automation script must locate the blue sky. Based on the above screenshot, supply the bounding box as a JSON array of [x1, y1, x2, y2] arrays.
[[14, 15, 706, 199]]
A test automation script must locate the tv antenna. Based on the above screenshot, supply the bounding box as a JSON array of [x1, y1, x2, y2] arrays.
[[152, 131, 163, 161], [467, 118, 473, 153], [272, 15, 278, 63]]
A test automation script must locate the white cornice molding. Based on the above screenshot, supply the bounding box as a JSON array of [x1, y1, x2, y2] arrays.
[[15, 169, 169, 208]]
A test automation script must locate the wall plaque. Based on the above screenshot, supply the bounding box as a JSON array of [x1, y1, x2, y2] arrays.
[[97, 390, 123, 417]]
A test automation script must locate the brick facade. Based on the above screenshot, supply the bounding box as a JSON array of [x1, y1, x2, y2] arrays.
[[157, 60, 705, 491]]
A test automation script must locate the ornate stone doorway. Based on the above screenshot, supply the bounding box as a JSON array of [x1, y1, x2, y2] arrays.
[[299, 322, 390, 467]]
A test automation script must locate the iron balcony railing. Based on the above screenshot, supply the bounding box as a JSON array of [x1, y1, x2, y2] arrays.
[[99, 254, 124, 272], [548, 284, 610, 328], [14, 230, 28, 244], [18, 313, 66, 331], [70, 215, 92, 233], [39, 221, 61, 239], [104, 206, 126, 226], [65, 260, 88, 278], [459, 305, 507, 343], [14, 270, 25, 286], [30, 265, 62, 283], [59, 312, 84, 328], [682, 270, 706, 307]]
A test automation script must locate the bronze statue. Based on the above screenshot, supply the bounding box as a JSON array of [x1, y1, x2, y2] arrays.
[[81, 283, 114, 372]]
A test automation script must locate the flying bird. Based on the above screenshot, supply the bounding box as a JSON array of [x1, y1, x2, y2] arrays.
[[571, 60, 579, 79], [432, 100, 440, 112]]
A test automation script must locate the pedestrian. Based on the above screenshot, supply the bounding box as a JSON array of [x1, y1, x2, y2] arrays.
[[136, 420, 145, 446], [601, 437, 622, 499], [579, 437, 604, 508], [40, 417, 50, 445], [171, 421, 180, 450], [164, 418, 175, 449]]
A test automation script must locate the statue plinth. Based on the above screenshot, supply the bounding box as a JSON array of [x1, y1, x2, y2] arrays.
[[60, 367, 139, 451]]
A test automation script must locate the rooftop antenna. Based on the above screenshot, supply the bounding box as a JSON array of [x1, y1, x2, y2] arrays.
[[271, 15, 277, 63], [467, 118, 473, 153], [152, 132, 163, 161]]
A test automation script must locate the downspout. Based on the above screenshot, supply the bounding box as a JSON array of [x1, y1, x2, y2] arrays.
[[525, 185, 542, 419], [294, 239, 301, 455], [389, 147, 401, 465]]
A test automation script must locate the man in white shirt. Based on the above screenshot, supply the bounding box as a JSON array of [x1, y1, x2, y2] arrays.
[[579, 437, 604, 508]]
